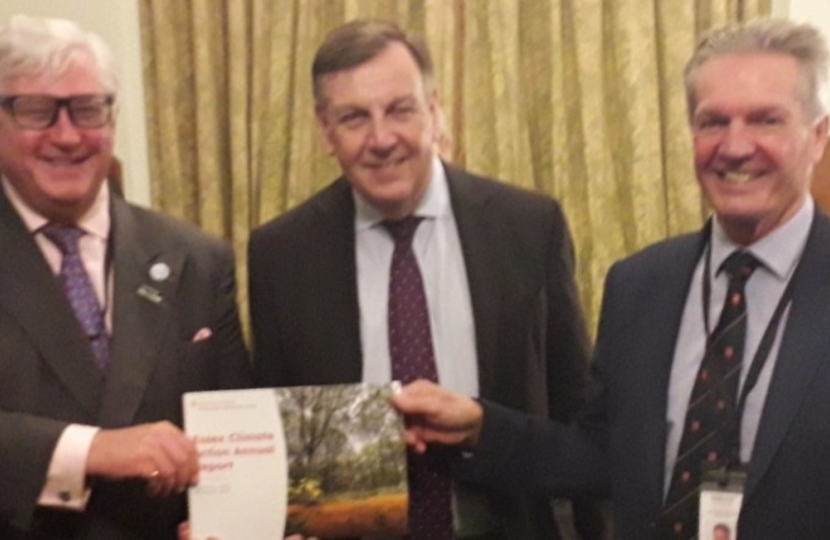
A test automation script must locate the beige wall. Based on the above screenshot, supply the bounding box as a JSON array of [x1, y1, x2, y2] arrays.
[[0, 1, 151, 207], [774, 0, 830, 36]]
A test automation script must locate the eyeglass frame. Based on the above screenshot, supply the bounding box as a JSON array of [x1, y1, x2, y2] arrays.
[[0, 94, 116, 130]]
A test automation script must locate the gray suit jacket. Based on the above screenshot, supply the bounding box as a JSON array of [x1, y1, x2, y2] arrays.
[[464, 211, 830, 539], [248, 163, 592, 539], [0, 189, 250, 539]]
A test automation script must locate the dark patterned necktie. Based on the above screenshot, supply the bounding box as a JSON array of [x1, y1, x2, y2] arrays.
[[41, 223, 110, 370], [662, 250, 760, 539], [384, 217, 453, 540]]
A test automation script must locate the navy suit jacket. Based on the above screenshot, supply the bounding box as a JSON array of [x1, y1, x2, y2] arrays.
[[464, 210, 830, 539], [248, 162, 592, 539], [0, 189, 251, 539]]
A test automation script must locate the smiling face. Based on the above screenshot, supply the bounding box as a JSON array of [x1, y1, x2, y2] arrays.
[[0, 57, 114, 223], [315, 41, 439, 220], [691, 52, 828, 245]]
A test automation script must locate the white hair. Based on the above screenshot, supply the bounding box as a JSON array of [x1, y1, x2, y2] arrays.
[[0, 14, 118, 94]]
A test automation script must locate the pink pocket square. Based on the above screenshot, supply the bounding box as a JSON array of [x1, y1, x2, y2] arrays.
[[191, 327, 213, 342]]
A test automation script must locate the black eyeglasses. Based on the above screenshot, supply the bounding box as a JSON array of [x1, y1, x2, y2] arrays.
[[0, 94, 115, 130]]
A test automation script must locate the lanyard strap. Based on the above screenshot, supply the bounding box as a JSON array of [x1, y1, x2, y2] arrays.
[[701, 244, 795, 466]]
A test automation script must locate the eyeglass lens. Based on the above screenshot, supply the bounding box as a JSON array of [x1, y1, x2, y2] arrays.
[[4, 95, 113, 129]]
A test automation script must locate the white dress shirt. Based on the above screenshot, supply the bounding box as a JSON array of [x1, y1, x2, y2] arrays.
[[355, 157, 498, 534], [664, 197, 813, 497], [2, 177, 110, 510], [355, 156, 479, 397]]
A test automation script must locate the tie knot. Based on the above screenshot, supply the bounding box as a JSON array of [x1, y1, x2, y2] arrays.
[[41, 223, 85, 255], [720, 250, 760, 281], [382, 216, 423, 246]]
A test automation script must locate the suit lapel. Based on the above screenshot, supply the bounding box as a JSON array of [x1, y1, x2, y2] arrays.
[[444, 165, 501, 399], [746, 212, 830, 496], [0, 188, 103, 418], [97, 199, 186, 427], [312, 179, 363, 382], [637, 231, 709, 511]]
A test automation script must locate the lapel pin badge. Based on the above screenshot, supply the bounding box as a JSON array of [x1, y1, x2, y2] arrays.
[[137, 284, 163, 304], [149, 262, 171, 282]]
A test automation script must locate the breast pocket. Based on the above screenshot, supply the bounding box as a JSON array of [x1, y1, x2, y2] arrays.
[[177, 338, 216, 393]]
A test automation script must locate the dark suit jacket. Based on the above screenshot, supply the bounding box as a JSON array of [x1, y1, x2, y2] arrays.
[[463, 211, 830, 539], [0, 189, 251, 540], [248, 163, 592, 539]]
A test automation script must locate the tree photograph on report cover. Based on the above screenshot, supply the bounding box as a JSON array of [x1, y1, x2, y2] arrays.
[[276, 383, 407, 537]]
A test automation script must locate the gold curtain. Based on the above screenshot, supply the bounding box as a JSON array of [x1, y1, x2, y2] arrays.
[[138, 0, 770, 333]]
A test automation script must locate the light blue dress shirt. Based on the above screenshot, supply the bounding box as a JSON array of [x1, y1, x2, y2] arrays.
[[663, 198, 813, 497]]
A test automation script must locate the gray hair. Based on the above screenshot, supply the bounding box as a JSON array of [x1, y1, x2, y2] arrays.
[[684, 18, 829, 122], [0, 14, 118, 94]]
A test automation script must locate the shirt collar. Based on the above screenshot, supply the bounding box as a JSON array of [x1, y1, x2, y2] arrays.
[[1, 176, 111, 241], [711, 196, 814, 281], [353, 155, 449, 230]]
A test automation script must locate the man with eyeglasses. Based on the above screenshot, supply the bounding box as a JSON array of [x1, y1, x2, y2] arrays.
[[0, 15, 250, 540]]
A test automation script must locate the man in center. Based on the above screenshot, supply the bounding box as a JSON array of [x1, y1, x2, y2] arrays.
[[248, 19, 601, 539]]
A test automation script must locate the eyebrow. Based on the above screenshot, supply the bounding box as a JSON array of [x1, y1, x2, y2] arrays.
[[329, 93, 419, 113]]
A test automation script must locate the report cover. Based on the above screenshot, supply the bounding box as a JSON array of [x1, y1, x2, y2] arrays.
[[185, 388, 287, 540], [184, 382, 407, 539]]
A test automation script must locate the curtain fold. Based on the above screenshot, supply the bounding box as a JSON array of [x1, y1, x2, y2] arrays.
[[138, 0, 770, 333]]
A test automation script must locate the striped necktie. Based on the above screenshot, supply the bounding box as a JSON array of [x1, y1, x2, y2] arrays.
[[662, 250, 760, 538]]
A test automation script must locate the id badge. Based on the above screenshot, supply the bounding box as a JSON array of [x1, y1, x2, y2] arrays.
[[698, 468, 745, 539]]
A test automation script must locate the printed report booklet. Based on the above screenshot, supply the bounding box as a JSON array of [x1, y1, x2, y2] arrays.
[[184, 383, 407, 540]]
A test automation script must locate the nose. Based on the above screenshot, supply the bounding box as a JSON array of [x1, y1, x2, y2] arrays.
[[49, 109, 82, 145], [367, 116, 397, 151], [718, 121, 755, 160]]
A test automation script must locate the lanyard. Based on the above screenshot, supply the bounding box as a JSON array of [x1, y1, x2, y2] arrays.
[[701, 244, 795, 467]]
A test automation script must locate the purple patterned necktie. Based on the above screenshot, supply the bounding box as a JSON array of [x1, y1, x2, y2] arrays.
[[384, 216, 454, 540], [41, 223, 109, 370]]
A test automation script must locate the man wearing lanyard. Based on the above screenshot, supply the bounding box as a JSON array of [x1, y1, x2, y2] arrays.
[[393, 18, 830, 539], [0, 15, 250, 539]]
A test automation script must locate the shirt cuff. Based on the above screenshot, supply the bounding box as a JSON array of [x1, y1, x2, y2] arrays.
[[38, 424, 99, 510]]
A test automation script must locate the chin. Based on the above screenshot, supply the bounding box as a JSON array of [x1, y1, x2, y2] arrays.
[[712, 200, 763, 218], [41, 182, 95, 200], [41, 174, 101, 199]]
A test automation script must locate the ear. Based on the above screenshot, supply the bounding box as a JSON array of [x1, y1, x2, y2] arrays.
[[428, 88, 440, 109], [427, 89, 441, 142], [811, 115, 829, 163], [315, 107, 336, 155]]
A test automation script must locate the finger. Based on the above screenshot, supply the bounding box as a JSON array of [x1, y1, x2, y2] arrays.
[[146, 468, 166, 498], [160, 434, 198, 493], [401, 430, 427, 453], [147, 450, 179, 497], [150, 424, 198, 494], [393, 382, 449, 417], [177, 521, 190, 540], [169, 427, 200, 486]]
